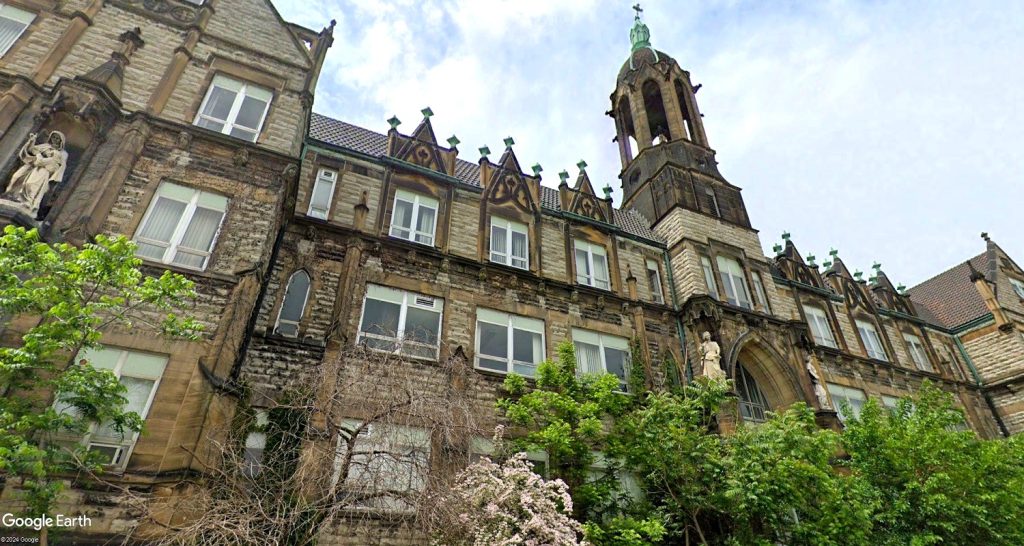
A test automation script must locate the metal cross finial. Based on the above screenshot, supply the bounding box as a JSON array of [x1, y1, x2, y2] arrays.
[[633, 3, 643, 18]]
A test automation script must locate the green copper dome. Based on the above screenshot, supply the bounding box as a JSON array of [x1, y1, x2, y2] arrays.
[[618, 8, 675, 83]]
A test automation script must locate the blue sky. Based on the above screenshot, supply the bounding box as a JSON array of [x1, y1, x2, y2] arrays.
[[276, 0, 1024, 287]]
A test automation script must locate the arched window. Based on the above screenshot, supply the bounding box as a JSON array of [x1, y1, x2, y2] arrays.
[[642, 79, 671, 144], [674, 79, 695, 141], [274, 270, 310, 337], [736, 363, 770, 423]]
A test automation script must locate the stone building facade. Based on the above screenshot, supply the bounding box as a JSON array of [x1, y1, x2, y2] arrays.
[[0, 0, 332, 540], [0, 4, 1021, 544]]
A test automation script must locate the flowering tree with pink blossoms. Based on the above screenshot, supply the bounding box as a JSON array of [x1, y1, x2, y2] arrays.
[[428, 447, 588, 546]]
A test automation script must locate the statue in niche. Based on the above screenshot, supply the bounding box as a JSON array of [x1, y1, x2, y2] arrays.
[[699, 331, 725, 380], [805, 352, 831, 409], [2, 131, 68, 217]]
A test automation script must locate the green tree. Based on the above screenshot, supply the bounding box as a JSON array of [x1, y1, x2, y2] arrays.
[[0, 226, 201, 518], [842, 382, 1024, 546]]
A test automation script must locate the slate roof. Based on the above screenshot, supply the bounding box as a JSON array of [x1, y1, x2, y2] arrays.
[[308, 113, 662, 243], [908, 253, 990, 329]]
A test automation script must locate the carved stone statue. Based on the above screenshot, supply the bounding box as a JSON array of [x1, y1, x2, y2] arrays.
[[700, 331, 725, 380], [805, 353, 831, 409], [2, 131, 68, 217]]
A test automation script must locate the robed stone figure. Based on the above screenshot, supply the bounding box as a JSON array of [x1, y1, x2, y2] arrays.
[[3, 131, 68, 217]]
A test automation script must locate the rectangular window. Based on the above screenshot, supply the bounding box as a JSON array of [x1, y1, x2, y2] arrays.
[[307, 168, 337, 220], [903, 333, 933, 372], [389, 189, 438, 246], [490, 217, 528, 269], [856, 319, 888, 361], [194, 74, 272, 142], [574, 240, 610, 290], [572, 329, 630, 392], [716, 256, 752, 309], [881, 395, 900, 410], [242, 410, 269, 477], [0, 4, 33, 56], [56, 347, 168, 469], [470, 437, 548, 477], [700, 255, 719, 299], [134, 182, 228, 270], [357, 284, 443, 360], [1010, 278, 1024, 299], [646, 259, 664, 304], [803, 305, 838, 348], [475, 309, 545, 377], [751, 271, 770, 312], [332, 422, 429, 512], [826, 383, 866, 422]]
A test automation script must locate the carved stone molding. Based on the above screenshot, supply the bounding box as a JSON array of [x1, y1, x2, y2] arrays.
[[115, 0, 199, 26]]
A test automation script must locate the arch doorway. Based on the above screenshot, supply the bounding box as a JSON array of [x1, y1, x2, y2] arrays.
[[729, 339, 804, 424]]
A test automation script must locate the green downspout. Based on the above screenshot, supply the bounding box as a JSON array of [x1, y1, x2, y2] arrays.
[[663, 249, 692, 382], [954, 336, 1010, 437]]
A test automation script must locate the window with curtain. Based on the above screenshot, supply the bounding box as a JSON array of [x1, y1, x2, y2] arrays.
[[827, 383, 866, 422], [646, 259, 664, 304], [0, 4, 33, 56], [274, 270, 311, 337], [803, 304, 838, 348], [307, 168, 337, 219], [475, 308, 544, 376], [490, 217, 528, 269], [54, 347, 167, 469], [193, 74, 273, 142], [751, 271, 770, 312], [903, 333, 933, 372], [332, 421, 430, 512], [700, 255, 719, 299], [574, 239, 610, 290], [716, 256, 752, 309], [389, 189, 438, 246], [358, 284, 444, 359], [856, 319, 888, 361], [736, 363, 770, 423], [572, 329, 629, 391], [134, 182, 228, 270]]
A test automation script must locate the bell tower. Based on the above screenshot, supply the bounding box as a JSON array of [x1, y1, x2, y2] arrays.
[[610, 7, 751, 230]]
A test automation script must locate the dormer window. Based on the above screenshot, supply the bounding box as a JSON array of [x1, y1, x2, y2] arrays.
[[856, 319, 888, 361], [389, 189, 438, 246], [307, 168, 337, 220], [490, 217, 528, 269], [574, 240, 610, 290], [194, 74, 272, 142], [0, 4, 34, 57]]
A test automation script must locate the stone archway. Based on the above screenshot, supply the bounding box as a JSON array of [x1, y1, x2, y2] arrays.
[[725, 333, 804, 422]]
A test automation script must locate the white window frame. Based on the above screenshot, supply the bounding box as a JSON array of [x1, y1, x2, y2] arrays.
[[274, 270, 311, 338], [357, 284, 444, 360], [133, 182, 228, 271], [307, 168, 337, 220], [0, 3, 34, 57], [751, 271, 770, 312], [331, 420, 430, 513], [826, 383, 866, 422], [193, 74, 273, 142], [574, 239, 611, 290], [716, 255, 752, 309], [56, 347, 168, 470], [803, 304, 838, 348], [389, 189, 438, 246], [1010, 277, 1024, 299], [700, 255, 719, 299], [646, 259, 664, 304], [856, 319, 888, 361], [474, 308, 545, 377], [572, 328, 630, 392], [489, 217, 529, 269], [902, 333, 933, 372]]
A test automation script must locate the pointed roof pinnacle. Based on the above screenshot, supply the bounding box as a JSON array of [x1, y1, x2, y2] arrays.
[[630, 4, 651, 52]]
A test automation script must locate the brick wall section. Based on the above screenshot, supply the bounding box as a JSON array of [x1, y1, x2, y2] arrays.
[[448, 193, 479, 260], [540, 219, 567, 281], [964, 326, 1024, 383]]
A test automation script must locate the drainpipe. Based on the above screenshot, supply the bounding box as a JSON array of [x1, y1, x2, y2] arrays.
[[954, 336, 1010, 437], [662, 249, 692, 382]]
